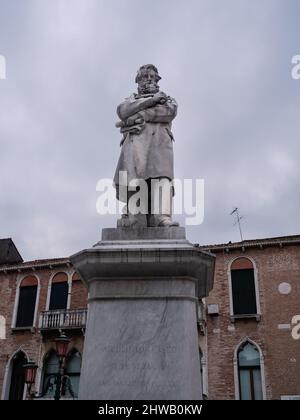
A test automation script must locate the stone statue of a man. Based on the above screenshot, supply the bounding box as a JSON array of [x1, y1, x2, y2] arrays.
[[114, 64, 179, 227]]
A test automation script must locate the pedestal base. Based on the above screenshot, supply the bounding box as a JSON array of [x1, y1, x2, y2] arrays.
[[70, 227, 215, 400]]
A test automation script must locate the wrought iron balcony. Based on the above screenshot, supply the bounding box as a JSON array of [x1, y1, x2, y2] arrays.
[[39, 309, 87, 330]]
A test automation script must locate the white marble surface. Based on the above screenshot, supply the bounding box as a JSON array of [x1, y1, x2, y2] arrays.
[[79, 297, 202, 400], [70, 229, 215, 400]]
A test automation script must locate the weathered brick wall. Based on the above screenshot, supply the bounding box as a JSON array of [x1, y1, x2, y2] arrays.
[[206, 244, 300, 400], [0, 263, 86, 398], [1, 240, 299, 400], [70, 276, 88, 309]]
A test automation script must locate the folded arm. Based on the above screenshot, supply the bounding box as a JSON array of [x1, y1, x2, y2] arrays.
[[123, 98, 177, 125], [141, 99, 177, 123], [117, 95, 156, 120]]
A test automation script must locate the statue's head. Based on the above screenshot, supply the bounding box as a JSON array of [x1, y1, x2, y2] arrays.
[[135, 64, 161, 95]]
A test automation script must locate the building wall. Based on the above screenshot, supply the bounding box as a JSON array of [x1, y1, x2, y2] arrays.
[[0, 263, 87, 399], [1, 238, 300, 400], [206, 244, 300, 400], [70, 272, 88, 309]]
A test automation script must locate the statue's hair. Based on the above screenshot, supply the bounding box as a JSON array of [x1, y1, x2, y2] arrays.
[[135, 64, 161, 83]]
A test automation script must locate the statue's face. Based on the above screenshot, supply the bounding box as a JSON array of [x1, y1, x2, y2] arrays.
[[137, 69, 159, 95]]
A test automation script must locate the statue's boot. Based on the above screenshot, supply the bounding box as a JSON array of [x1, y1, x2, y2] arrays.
[[148, 214, 179, 227], [117, 213, 147, 227]]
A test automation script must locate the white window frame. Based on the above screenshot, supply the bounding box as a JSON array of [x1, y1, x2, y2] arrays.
[[11, 274, 41, 329], [45, 271, 72, 311], [1, 347, 29, 400], [233, 337, 267, 400], [227, 256, 261, 320]]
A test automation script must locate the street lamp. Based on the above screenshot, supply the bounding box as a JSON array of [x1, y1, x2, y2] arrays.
[[23, 333, 73, 400], [23, 361, 38, 400], [54, 333, 71, 401], [55, 333, 70, 358]]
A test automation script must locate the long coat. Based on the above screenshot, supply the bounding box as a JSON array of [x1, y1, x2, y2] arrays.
[[114, 93, 177, 202]]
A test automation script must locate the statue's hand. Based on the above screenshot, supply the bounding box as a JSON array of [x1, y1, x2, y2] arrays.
[[134, 117, 144, 124], [126, 114, 144, 126], [115, 120, 125, 128], [126, 116, 137, 126], [152, 92, 168, 105]]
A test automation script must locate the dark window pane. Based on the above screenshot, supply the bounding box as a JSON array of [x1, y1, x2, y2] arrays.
[[238, 342, 263, 400], [64, 352, 81, 398], [43, 352, 59, 397], [231, 269, 257, 315], [9, 352, 27, 400], [16, 286, 37, 327], [253, 368, 263, 400], [239, 367, 263, 400], [49, 282, 68, 310], [239, 369, 252, 400]]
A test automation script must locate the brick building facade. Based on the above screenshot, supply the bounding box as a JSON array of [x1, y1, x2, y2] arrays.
[[0, 248, 87, 400], [0, 235, 299, 400], [201, 235, 300, 400]]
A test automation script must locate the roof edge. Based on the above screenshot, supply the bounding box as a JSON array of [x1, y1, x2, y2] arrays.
[[200, 234, 300, 252]]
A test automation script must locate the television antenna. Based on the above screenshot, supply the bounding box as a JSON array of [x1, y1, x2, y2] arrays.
[[230, 207, 244, 241]]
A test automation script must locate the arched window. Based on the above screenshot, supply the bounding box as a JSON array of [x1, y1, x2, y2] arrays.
[[63, 350, 82, 398], [238, 342, 263, 400], [49, 273, 68, 310], [230, 258, 258, 316], [41, 349, 81, 399], [42, 350, 59, 398], [8, 351, 27, 400], [16, 276, 38, 327]]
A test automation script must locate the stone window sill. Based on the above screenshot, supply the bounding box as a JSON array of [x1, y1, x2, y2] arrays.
[[11, 326, 36, 333], [230, 314, 261, 323]]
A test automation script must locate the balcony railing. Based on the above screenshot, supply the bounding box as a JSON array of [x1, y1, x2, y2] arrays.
[[39, 308, 87, 330]]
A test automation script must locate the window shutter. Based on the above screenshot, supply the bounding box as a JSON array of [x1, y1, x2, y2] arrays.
[[16, 286, 37, 327], [231, 269, 257, 315]]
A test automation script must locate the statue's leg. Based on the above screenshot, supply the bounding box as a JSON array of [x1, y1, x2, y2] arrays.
[[117, 188, 147, 228], [148, 178, 179, 227]]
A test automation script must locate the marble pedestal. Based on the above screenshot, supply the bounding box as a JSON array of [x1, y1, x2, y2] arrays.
[[70, 227, 215, 400]]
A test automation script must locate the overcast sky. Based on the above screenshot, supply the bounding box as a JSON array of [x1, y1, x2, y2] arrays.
[[0, 0, 299, 261]]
